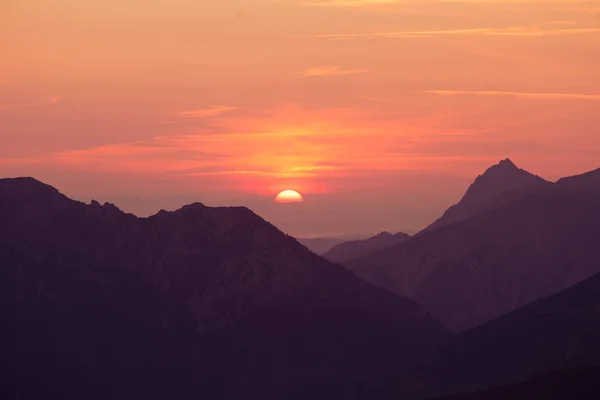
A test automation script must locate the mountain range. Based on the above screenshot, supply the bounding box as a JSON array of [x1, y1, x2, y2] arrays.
[[0, 177, 450, 399], [346, 160, 600, 331], [3, 159, 600, 399]]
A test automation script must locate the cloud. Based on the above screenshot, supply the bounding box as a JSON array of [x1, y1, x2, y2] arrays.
[[303, 26, 600, 39], [0, 96, 61, 111], [361, 96, 393, 103], [176, 106, 236, 118], [303, 0, 600, 7], [420, 90, 600, 100], [0, 79, 8, 85], [295, 66, 371, 77], [302, 0, 398, 6]]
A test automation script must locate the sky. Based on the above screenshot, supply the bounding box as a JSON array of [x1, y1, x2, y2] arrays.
[[1, 0, 599, 237]]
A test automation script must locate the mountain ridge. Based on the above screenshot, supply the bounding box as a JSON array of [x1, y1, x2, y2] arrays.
[[322, 231, 411, 263], [346, 165, 600, 331], [0, 176, 451, 399]]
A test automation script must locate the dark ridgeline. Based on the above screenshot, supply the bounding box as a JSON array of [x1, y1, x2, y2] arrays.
[[0, 177, 450, 400], [322, 232, 410, 264], [395, 268, 600, 399], [346, 162, 600, 331]]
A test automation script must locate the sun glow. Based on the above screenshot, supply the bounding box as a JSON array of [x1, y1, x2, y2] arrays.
[[276, 190, 304, 203]]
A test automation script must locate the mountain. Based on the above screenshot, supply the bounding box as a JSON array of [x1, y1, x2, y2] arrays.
[[439, 368, 600, 400], [0, 177, 451, 399], [347, 167, 600, 331], [420, 159, 550, 234], [397, 269, 600, 399], [296, 237, 348, 254], [296, 234, 368, 254], [322, 232, 410, 263]]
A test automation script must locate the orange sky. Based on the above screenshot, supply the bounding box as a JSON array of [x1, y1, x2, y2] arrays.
[[1, 0, 599, 236]]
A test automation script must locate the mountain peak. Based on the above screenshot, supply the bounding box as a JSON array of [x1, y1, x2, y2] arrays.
[[419, 160, 550, 234], [497, 158, 517, 168], [482, 158, 521, 177], [465, 159, 546, 201], [375, 231, 393, 238]]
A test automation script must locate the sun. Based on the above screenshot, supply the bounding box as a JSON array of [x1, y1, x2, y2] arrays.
[[275, 190, 304, 203]]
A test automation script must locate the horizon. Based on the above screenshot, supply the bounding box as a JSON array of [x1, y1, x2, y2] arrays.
[[2, 0, 599, 236], [3, 157, 596, 239]]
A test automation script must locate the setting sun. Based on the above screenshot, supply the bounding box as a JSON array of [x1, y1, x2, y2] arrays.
[[276, 190, 304, 203]]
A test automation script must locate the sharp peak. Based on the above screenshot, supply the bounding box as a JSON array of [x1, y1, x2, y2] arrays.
[[498, 158, 516, 167], [477, 158, 527, 177], [488, 158, 519, 171]]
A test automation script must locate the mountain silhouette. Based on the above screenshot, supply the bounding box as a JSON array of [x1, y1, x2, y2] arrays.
[[397, 269, 600, 399], [420, 159, 550, 234], [0, 177, 451, 399], [322, 231, 410, 263], [347, 166, 600, 331]]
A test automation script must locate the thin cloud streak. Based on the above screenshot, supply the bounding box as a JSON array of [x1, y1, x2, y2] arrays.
[[421, 90, 600, 100], [304, 0, 600, 7], [0, 96, 63, 111], [303, 26, 600, 39], [176, 106, 236, 118], [295, 66, 371, 77]]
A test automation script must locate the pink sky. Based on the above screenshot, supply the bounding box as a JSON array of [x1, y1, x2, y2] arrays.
[[1, 0, 599, 236]]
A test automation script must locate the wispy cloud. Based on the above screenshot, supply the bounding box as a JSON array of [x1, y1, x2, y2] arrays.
[[302, 0, 398, 6], [295, 65, 371, 77], [0, 96, 62, 111], [303, 26, 600, 40], [420, 90, 600, 100], [0, 79, 8, 85], [361, 95, 393, 103], [304, 0, 600, 7], [176, 106, 236, 118]]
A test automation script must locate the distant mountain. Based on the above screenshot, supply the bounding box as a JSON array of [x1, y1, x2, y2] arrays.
[[420, 159, 550, 234], [0, 177, 451, 399], [438, 368, 600, 400], [296, 237, 347, 254], [297, 234, 368, 254], [322, 232, 410, 263], [397, 269, 600, 399], [347, 166, 600, 331]]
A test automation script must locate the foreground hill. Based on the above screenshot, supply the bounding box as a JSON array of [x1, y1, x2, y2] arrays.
[[420, 159, 550, 234], [348, 166, 600, 331], [0, 177, 450, 399], [439, 368, 600, 400], [399, 269, 600, 399], [322, 232, 410, 263]]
